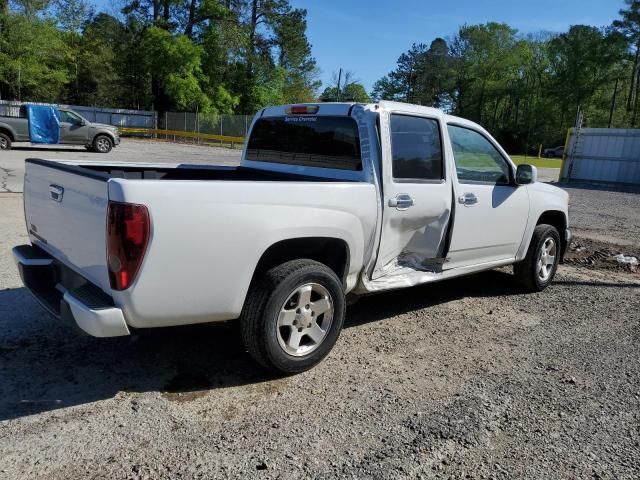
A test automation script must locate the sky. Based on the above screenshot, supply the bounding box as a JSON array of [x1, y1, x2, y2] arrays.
[[292, 0, 625, 93]]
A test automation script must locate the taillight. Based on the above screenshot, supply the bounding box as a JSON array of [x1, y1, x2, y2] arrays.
[[107, 201, 150, 290], [285, 105, 319, 115]]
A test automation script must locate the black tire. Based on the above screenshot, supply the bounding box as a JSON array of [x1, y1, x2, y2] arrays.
[[0, 132, 11, 150], [514, 224, 561, 292], [93, 134, 113, 153], [240, 259, 346, 374]]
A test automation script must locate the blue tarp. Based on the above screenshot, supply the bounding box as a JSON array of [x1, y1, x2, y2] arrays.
[[26, 105, 60, 144]]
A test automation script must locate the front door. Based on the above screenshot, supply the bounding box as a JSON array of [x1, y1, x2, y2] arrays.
[[58, 110, 90, 144], [372, 112, 452, 279], [445, 124, 530, 268]]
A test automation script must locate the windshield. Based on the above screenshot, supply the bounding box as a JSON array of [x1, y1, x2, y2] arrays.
[[246, 116, 362, 171]]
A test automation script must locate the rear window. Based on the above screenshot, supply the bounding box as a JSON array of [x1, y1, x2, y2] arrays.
[[246, 116, 362, 171]]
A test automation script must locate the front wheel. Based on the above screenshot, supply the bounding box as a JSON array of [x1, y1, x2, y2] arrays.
[[0, 133, 11, 150], [93, 134, 113, 153], [240, 259, 346, 374], [514, 224, 561, 292]]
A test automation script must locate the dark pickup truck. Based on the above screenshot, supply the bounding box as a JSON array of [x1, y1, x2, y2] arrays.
[[0, 106, 120, 153]]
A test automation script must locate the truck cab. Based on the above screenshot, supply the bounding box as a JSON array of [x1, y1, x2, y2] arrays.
[[245, 102, 569, 291]]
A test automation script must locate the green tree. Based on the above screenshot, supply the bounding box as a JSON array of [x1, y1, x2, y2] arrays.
[[613, 0, 640, 112], [320, 82, 370, 103], [141, 26, 211, 111], [9, 0, 50, 18], [374, 43, 428, 103], [54, 0, 94, 103], [320, 70, 370, 102], [548, 26, 626, 122], [273, 7, 320, 103], [0, 14, 68, 101], [74, 13, 126, 106], [371, 74, 402, 101]]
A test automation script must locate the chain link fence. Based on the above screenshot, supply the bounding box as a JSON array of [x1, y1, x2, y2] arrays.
[[0, 99, 156, 128], [1, 100, 253, 146], [159, 112, 252, 143]]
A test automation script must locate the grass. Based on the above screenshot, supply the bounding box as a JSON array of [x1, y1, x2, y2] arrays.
[[454, 152, 563, 171], [509, 155, 563, 169]]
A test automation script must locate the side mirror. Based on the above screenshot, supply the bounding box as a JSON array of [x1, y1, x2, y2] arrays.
[[516, 164, 537, 185]]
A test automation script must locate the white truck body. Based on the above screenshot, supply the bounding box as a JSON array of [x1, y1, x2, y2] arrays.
[[14, 101, 570, 345]]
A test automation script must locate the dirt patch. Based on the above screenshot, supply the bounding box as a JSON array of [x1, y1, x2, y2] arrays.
[[161, 367, 212, 403], [564, 236, 640, 274]]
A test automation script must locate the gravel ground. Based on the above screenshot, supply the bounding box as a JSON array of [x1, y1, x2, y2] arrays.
[[0, 143, 639, 479], [563, 185, 640, 248]]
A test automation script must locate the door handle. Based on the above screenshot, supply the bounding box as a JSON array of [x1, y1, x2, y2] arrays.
[[388, 194, 414, 210], [49, 184, 64, 202], [458, 193, 478, 206]]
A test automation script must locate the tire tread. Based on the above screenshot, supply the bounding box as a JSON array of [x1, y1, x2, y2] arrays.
[[514, 224, 560, 292], [240, 259, 341, 372]]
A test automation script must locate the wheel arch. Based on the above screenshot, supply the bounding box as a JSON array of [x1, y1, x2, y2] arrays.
[[536, 210, 568, 262], [250, 237, 351, 289], [0, 125, 16, 142], [93, 131, 116, 144]]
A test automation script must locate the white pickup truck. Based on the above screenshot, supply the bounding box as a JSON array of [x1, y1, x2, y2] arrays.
[[13, 101, 570, 373]]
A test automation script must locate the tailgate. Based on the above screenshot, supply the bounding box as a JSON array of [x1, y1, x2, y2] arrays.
[[24, 159, 111, 292]]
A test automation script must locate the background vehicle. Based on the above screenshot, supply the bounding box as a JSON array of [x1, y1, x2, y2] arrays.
[[0, 105, 120, 152], [543, 145, 564, 158], [13, 101, 570, 374]]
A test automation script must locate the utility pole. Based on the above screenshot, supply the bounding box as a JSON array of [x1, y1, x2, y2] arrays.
[[608, 78, 619, 129], [336, 68, 343, 102]]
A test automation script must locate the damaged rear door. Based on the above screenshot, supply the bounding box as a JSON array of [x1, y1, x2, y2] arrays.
[[372, 109, 452, 279]]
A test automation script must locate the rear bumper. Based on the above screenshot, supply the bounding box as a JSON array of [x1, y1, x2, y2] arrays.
[[12, 245, 130, 337]]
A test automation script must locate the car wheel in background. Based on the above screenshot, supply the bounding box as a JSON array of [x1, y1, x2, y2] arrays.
[[0, 133, 11, 150], [93, 135, 113, 153], [240, 259, 346, 374], [514, 224, 561, 292]]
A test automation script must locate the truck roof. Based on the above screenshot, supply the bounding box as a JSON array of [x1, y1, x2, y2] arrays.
[[260, 101, 485, 132]]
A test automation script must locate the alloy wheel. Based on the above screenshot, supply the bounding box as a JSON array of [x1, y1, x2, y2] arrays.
[[276, 283, 334, 357]]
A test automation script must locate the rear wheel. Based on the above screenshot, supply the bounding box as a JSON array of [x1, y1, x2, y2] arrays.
[[240, 259, 345, 374], [93, 134, 113, 153], [514, 224, 561, 292], [0, 133, 11, 150]]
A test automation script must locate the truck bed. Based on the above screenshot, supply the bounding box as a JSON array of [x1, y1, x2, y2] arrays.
[[22, 157, 377, 329], [27, 158, 357, 183]]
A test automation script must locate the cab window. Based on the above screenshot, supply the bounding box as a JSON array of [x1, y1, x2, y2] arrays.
[[390, 114, 443, 181], [448, 125, 511, 184], [59, 110, 83, 125], [246, 116, 361, 171]]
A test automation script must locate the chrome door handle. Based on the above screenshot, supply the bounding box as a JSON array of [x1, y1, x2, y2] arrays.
[[388, 194, 414, 210], [458, 193, 478, 206]]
